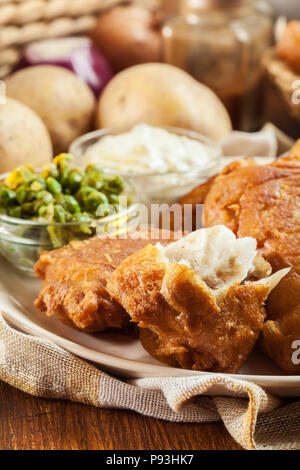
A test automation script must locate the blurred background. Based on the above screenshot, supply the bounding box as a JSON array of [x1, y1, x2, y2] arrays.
[[0, 0, 300, 140]]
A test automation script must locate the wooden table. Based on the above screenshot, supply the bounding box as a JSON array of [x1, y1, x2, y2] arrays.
[[0, 380, 242, 450]]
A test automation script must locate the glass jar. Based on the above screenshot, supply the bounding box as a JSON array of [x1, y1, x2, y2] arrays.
[[162, 0, 274, 131]]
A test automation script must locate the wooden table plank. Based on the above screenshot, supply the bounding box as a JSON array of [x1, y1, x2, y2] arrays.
[[0, 380, 242, 450]]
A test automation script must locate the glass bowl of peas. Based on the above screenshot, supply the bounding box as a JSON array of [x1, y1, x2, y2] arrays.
[[0, 154, 139, 275]]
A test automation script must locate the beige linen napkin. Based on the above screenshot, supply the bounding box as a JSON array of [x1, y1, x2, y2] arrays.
[[1, 314, 300, 451]]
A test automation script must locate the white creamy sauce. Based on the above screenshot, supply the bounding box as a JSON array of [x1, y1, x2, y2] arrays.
[[84, 124, 215, 174]]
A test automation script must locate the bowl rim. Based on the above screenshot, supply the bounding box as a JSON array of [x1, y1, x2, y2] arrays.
[[0, 167, 139, 228], [69, 126, 222, 178], [0, 202, 140, 227]]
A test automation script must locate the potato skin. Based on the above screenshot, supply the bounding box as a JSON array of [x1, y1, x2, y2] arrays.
[[0, 97, 52, 173], [90, 6, 162, 71], [96, 63, 232, 141], [6, 65, 96, 154]]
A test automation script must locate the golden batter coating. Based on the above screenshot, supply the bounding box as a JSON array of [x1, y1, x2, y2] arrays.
[[204, 156, 300, 235], [261, 268, 300, 374], [35, 229, 182, 332], [237, 174, 300, 270], [106, 242, 283, 373], [202, 154, 300, 373]]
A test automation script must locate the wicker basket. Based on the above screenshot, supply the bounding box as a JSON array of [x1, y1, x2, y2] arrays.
[[0, 0, 160, 78]]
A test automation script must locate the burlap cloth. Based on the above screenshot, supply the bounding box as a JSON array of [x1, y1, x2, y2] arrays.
[[1, 314, 300, 450], [0, 125, 299, 451]]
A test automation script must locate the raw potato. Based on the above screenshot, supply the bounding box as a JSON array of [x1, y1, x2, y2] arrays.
[[90, 6, 162, 71], [0, 98, 52, 173], [97, 63, 232, 141], [6, 65, 96, 154]]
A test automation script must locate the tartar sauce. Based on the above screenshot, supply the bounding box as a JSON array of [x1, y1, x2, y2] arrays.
[[84, 124, 216, 175]]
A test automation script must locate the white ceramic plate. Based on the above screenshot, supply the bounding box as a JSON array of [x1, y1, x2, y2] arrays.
[[0, 259, 299, 397]]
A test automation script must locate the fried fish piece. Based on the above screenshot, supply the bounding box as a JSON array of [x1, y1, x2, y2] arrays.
[[261, 267, 300, 374], [177, 161, 257, 232], [237, 174, 300, 270], [203, 155, 300, 373], [204, 155, 300, 234], [35, 229, 182, 332], [203, 155, 300, 266], [107, 226, 288, 373]]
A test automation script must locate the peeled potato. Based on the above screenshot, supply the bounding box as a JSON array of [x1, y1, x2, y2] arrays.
[[0, 98, 52, 173], [96, 63, 232, 141], [6, 65, 96, 154]]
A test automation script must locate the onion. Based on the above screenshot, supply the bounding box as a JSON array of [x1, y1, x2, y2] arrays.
[[21, 37, 113, 97], [89, 6, 162, 72]]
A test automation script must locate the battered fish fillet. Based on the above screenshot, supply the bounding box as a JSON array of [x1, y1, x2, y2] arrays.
[[237, 174, 300, 270], [107, 226, 288, 373], [202, 154, 300, 373], [261, 268, 300, 374], [35, 229, 182, 332], [204, 155, 300, 236]]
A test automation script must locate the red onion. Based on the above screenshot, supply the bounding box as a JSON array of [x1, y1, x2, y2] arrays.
[[21, 37, 113, 97]]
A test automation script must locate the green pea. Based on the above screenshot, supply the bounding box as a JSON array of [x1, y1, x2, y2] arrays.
[[103, 176, 125, 194], [54, 153, 73, 185], [54, 153, 73, 168], [62, 195, 81, 214], [26, 190, 36, 202], [0, 188, 16, 207], [86, 164, 102, 173], [83, 165, 104, 188], [45, 203, 55, 222], [38, 205, 48, 218], [47, 177, 62, 195], [33, 200, 44, 213], [30, 177, 46, 192], [47, 226, 65, 248], [36, 176, 47, 186], [71, 212, 92, 235], [5, 165, 35, 189], [53, 205, 66, 223], [21, 202, 35, 216], [8, 206, 22, 218], [86, 191, 109, 211], [23, 200, 43, 216], [75, 186, 96, 203], [96, 203, 112, 218], [16, 187, 27, 204], [66, 170, 83, 193], [108, 194, 120, 205], [41, 163, 59, 180], [36, 190, 54, 204], [71, 212, 91, 223]]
